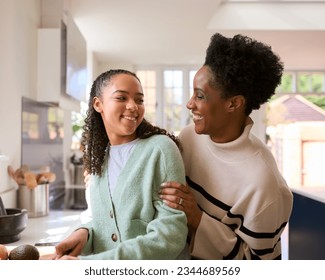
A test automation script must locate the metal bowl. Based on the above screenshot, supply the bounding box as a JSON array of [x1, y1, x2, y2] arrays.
[[0, 208, 28, 244]]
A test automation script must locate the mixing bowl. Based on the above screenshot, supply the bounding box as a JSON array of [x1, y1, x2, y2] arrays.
[[0, 208, 28, 244]]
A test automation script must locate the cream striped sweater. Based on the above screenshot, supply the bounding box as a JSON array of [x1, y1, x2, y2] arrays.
[[180, 119, 293, 260]]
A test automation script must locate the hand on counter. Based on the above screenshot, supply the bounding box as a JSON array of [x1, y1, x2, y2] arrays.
[[52, 228, 88, 260]]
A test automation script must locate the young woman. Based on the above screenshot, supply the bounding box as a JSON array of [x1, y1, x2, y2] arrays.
[[53, 69, 188, 260]]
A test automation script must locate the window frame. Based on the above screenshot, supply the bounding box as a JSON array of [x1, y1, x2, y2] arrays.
[[135, 65, 200, 132]]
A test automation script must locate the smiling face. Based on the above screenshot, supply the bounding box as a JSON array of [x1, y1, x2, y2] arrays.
[[188, 66, 242, 143], [93, 73, 145, 145]]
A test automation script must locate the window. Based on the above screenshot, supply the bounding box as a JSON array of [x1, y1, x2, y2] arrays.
[[163, 70, 183, 134], [277, 72, 295, 93], [297, 72, 324, 93], [22, 111, 39, 140], [136, 66, 199, 134], [188, 70, 197, 124], [267, 70, 325, 189], [136, 70, 157, 124], [48, 108, 64, 140], [22, 97, 64, 143], [276, 71, 325, 95]]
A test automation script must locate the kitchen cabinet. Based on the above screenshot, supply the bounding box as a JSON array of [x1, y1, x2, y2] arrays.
[[289, 187, 325, 259], [37, 28, 63, 103]]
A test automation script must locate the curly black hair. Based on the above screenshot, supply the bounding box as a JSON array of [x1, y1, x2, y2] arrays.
[[204, 33, 284, 115], [81, 69, 181, 176]]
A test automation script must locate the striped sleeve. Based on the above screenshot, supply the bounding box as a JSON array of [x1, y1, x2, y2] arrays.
[[188, 177, 288, 260]]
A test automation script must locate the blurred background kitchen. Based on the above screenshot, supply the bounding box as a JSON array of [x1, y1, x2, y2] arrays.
[[0, 0, 325, 259]]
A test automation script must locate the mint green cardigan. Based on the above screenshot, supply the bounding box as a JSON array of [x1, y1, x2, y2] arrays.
[[79, 135, 188, 260]]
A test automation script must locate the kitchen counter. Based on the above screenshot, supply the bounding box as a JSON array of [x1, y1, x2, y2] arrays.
[[291, 186, 325, 204], [289, 186, 325, 259], [6, 209, 84, 248]]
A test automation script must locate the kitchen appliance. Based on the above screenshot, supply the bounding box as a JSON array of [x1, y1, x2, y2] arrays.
[[18, 184, 49, 218]]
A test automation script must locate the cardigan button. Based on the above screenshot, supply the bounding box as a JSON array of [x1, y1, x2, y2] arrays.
[[109, 210, 114, 218], [111, 233, 118, 242]]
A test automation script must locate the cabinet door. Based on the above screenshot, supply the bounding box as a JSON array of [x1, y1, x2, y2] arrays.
[[37, 29, 62, 102]]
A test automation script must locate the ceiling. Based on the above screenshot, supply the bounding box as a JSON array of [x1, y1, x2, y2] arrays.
[[66, 0, 325, 70]]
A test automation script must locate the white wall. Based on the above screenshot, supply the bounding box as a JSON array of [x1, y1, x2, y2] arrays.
[[0, 0, 41, 206], [0, 0, 86, 207], [0, 0, 40, 168], [97, 61, 135, 79]]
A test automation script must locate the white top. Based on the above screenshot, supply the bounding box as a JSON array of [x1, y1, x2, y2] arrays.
[[81, 138, 140, 224], [108, 138, 139, 193]]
